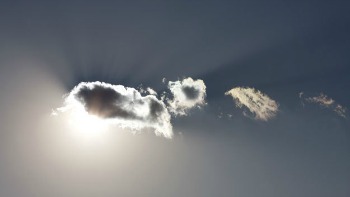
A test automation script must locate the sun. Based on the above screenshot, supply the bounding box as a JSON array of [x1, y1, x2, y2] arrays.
[[64, 103, 109, 141], [52, 92, 112, 143], [72, 110, 107, 133]]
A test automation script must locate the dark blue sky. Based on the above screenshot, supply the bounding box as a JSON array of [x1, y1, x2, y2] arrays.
[[0, 1, 349, 196]]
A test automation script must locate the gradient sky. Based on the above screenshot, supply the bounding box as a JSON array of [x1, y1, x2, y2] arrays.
[[0, 1, 349, 197]]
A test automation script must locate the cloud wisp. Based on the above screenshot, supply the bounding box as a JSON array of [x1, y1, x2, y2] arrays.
[[166, 77, 207, 116], [225, 87, 279, 121], [54, 81, 173, 138], [305, 93, 334, 107], [301, 92, 347, 118]]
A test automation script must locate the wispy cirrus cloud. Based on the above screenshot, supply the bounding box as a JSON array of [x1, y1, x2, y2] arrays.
[[305, 93, 334, 107], [334, 104, 347, 118], [54, 81, 173, 138], [300, 92, 347, 118], [225, 87, 279, 121], [167, 77, 207, 116]]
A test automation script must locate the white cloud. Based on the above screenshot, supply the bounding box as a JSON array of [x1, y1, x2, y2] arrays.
[[299, 92, 304, 98], [162, 77, 167, 84], [334, 104, 347, 118], [146, 87, 157, 96], [305, 93, 334, 107], [302, 93, 347, 118], [225, 87, 279, 121], [54, 81, 173, 138], [167, 77, 207, 116]]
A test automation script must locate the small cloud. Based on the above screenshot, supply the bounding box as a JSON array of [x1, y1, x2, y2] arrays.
[[302, 93, 347, 118], [51, 109, 58, 116], [225, 87, 279, 121], [162, 77, 167, 84], [299, 91, 306, 107], [167, 77, 207, 116], [305, 93, 334, 107], [146, 87, 158, 96], [138, 85, 146, 94], [334, 104, 347, 118], [299, 92, 304, 98], [218, 112, 223, 119], [54, 81, 173, 138]]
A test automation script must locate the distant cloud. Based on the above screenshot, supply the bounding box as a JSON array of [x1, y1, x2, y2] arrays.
[[301, 92, 347, 118], [225, 87, 279, 121], [299, 92, 304, 99], [334, 104, 347, 118], [54, 81, 173, 138], [305, 93, 334, 107], [167, 77, 207, 116], [162, 77, 167, 84]]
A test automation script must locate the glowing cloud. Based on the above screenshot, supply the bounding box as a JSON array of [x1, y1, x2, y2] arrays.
[[167, 77, 207, 116], [225, 87, 279, 121], [301, 92, 347, 118], [54, 81, 173, 138]]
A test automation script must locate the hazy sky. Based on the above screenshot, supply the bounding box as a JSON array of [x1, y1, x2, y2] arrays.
[[0, 1, 349, 197]]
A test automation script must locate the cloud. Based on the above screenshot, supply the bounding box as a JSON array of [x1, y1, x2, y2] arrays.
[[55, 81, 173, 138], [305, 93, 334, 107], [299, 92, 304, 99], [334, 104, 347, 118], [301, 93, 347, 118], [139, 86, 157, 96], [146, 87, 157, 96], [225, 87, 279, 121], [167, 77, 207, 116]]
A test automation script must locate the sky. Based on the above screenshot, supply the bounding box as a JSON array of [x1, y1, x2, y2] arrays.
[[0, 0, 350, 196]]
